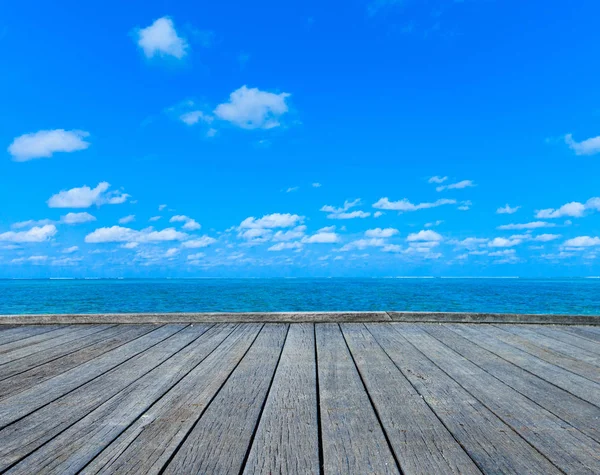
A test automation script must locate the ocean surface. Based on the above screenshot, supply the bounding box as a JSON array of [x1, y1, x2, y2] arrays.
[[1, 278, 599, 315]]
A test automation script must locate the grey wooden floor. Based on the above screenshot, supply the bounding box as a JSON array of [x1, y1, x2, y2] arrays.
[[0, 322, 598, 474]]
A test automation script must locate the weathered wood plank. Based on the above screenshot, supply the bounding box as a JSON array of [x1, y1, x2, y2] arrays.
[[529, 326, 600, 355], [82, 324, 262, 475], [242, 324, 320, 475], [367, 323, 560, 474], [0, 326, 62, 347], [341, 323, 481, 475], [447, 324, 600, 407], [562, 326, 600, 342], [0, 324, 199, 471], [163, 324, 288, 475], [0, 325, 155, 400], [489, 325, 600, 383], [423, 324, 600, 443], [0, 325, 79, 357], [399, 324, 600, 474], [501, 325, 600, 365], [316, 324, 399, 475], [0, 324, 180, 429], [0, 325, 112, 367], [388, 311, 600, 325], [7, 324, 232, 475]]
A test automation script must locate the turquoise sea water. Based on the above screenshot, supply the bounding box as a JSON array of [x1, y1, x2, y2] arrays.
[[1, 278, 599, 315]]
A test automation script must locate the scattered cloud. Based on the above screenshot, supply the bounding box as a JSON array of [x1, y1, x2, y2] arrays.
[[286, 187, 299, 193], [47, 182, 129, 208], [268, 242, 303, 251], [180, 110, 213, 126], [302, 231, 340, 243], [181, 236, 218, 248], [158, 204, 167, 211], [62, 246, 79, 254], [425, 220, 443, 228], [373, 197, 456, 212], [312, 183, 322, 188], [119, 215, 136, 225], [240, 213, 304, 230], [214, 86, 291, 129], [428, 176, 447, 184], [149, 216, 162, 222], [488, 237, 522, 248], [85, 226, 189, 244], [497, 221, 555, 230], [436, 179, 475, 192], [170, 215, 201, 231], [497, 204, 520, 215], [321, 199, 370, 219], [406, 230, 443, 242], [135, 17, 188, 59], [11, 255, 49, 264], [536, 198, 600, 219], [272, 226, 306, 242], [565, 133, 600, 156], [0, 225, 57, 243], [365, 228, 399, 238], [61, 212, 96, 225], [340, 238, 386, 251], [562, 236, 600, 248], [8, 129, 90, 162]]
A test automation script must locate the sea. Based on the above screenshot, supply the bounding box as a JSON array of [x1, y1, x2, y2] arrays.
[[1, 278, 599, 315]]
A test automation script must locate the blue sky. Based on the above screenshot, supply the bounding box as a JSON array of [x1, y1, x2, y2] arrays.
[[1, 0, 599, 278]]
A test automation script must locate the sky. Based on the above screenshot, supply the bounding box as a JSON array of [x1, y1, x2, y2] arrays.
[[1, 0, 599, 278]]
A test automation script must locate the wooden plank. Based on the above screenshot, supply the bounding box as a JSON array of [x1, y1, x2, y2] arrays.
[[367, 323, 560, 474], [489, 325, 600, 383], [0, 324, 202, 471], [0, 325, 155, 400], [388, 311, 600, 325], [315, 323, 399, 475], [499, 325, 600, 366], [0, 325, 112, 366], [423, 324, 600, 443], [341, 323, 481, 474], [0, 324, 181, 429], [531, 326, 600, 355], [562, 326, 600, 342], [447, 324, 600, 408], [398, 324, 600, 474], [0, 326, 62, 347], [83, 324, 263, 475], [0, 325, 79, 357], [242, 324, 320, 475], [163, 324, 288, 475], [7, 324, 235, 475]]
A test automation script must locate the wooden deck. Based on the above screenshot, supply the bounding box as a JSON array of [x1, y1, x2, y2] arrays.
[[0, 321, 598, 474]]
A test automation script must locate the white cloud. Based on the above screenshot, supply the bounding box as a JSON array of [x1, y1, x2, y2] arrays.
[[170, 215, 201, 231], [136, 17, 188, 59], [488, 237, 522, 248], [121, 242, 139, 249], [47, 182, 129, 208], [562, 236, 600, 248], [428, 176, 447, 184], [565, 133, 600, 156], [373, 197, 456, 212], [119, 215, 136, 225], [85, 226, 188, 243], [302, 232, 340, 244], [425, 220, 443, 228], [497, 204, 520, 214], [451, 237, 489, 249], [62, 246, 79, 254], [158, 204, 167, 211], [214, 86, 291, 129], [312, 183, 322, 188], [181, 236, 217, 248], [534, 234, 561, 242], [180, 110, 213, 126], [406, 230, 443, 242], [268, 242, 303, 251], [340, 238, 386, 251], [11, 255, 48, 264], [497, 221, 555, 230], [272, 225, 306, 241], [0, 225, 57, 243], [149, 216, 162, 222], [286, 187, 299, 193], [61, 212, 96, 225], [458, 200, 472, 211], [187, 252, 205, 260], [321, 199, 370, 219], [51, 257, 82, 266], [536, 202, 585, 219], [8, 129, 90, 162], [373, 211, 383, 218], [436, 180, 475, 192], [365, 228, 398, 238], [11, 219, 53, 229], [240, 213, 303, 229], [488, 249, 516, 257], [165, 248, 179, 258]]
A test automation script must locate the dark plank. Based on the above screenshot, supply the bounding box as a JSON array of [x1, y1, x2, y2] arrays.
[[8, 324, 233, 475], [0, 324, 181, 429], [0, 324, 199, 471], [341, 323, 481, 474], [447, 324, 600, 407], [316, 323, 399, 475], [489, 325, 600, 383], [367, 323, 560, 474], [399, 324, 600, 474], [243, 324, 320, 475], [423, 324, 600, 443], [0, 325, 81, 357], [531, 326, 600, 355], [83, 324, 262, 475], [0, 326, 62, 347], [163, 324, 288, 475], [0, 325, 113, 371], [0, 325, 155, 400]]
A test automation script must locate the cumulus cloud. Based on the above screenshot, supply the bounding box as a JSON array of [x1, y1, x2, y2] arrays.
[[425, 220, 443, 228], [181, 236, 217, 248], [302, 231, 340, 244], [240, 213, 303, 230], [268, 242, 303, 251], [85, 226, 188, 243], [535, 198, 600, 219], [373, 197, 456, 212], [11, 219, 54, 229], [8, 129, 90, 162], [47, 182, 129, 208], [0, 225, 57, 243], [62, 246, 79, 254], [562, 236, 600, 248], [428, 176, 447, 184], [339, 238, 386, 251], [320, 199, 370, 219], [451, 237, 489, 249], [179, 110, 213, 126], [170, 215, 201, 231], [214, 86, 291, 129], [488, 237, 522, 248], [565, 133, 600, 156], [497, 204, 520, 214], [312, 183, 322, 188], [365, 228, 399, 238], [60, 212, 96, 225], [534, 234, 561, 242], [436, 179, 475, 192], [11, 255, 49, 264], [272, 226, 306, 242], [135, 17, 188, 59], [497, 221, 555, 230], [406, 230, 443, 242], [119, 215, 136, 225]]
